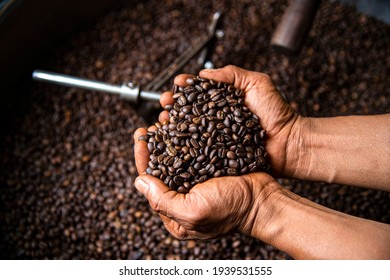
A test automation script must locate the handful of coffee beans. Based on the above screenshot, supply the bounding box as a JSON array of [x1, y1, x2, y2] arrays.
[[139, 76, 270, 193]]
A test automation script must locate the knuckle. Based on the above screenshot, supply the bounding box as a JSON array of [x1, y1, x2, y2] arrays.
[[224, 64, 238, 71]]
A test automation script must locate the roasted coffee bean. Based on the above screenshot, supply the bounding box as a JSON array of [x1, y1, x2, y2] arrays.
[[228, 159, 239, 168], [213, 170, 222, 177], [147, 142, 155, 153], [196, 155, 206, 163], [180, 172, 191, 179], [186, 78, 195, 86], [187, 92, 197, 103], [183, 154, 192, 162], [166, 146, 177, 156], [227, 151, 236, 159], [173, 158, 183, 169], [173, 175, 184, 185], [227, 168, 239, 176], [193, 162, 202, 170], [190, 138, 200, 149], [189, 148, 198, 158], [177, 186, 189, 194]]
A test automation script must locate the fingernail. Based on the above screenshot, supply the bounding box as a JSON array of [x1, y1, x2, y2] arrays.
[[135, 178, 149, 193]]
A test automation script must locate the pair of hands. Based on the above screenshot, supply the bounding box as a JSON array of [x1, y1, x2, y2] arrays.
[[134, 65, 300, 240]]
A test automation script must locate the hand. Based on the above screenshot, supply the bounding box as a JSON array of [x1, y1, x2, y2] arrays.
[[134, 127, 279, 240], [159, 65, 301, 176], [133, 65, 295, 239]]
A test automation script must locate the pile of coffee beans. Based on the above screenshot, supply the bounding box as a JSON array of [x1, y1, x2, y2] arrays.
[[0, 0, 389, 260], [141, 76, 270, 192]]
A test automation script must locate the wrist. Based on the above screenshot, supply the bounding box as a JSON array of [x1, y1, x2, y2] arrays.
[[283, 116, 312, 179], [238, 175, 285, 242]]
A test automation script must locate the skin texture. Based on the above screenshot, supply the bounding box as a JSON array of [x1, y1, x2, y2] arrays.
[[134, 65, 390, 259]]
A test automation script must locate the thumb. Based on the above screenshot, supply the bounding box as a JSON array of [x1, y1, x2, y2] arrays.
[[134, 174, 184, 218]]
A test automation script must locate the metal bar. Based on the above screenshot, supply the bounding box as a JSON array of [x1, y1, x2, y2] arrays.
[[32, 70, 161, 102], [32, 70, 123, 95]]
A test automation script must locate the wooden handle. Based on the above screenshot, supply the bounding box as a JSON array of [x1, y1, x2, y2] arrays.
[[271, 0, 321, 55]]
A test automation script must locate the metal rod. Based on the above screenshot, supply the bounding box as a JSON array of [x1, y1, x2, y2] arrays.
[[32, 70, 161, 102], [32, 70, 123, 95]]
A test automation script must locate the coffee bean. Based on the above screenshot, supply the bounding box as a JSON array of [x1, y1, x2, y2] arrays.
[[186, 78, 195, 86], [227, 151, 236, 159], [229, 159, 239, 168], [166, 145, 177, 156], [227, 168, 239, 176], [196, 155, 206, 163], [173, 158, 183, 169]]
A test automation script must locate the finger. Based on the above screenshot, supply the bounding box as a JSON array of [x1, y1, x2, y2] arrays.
[[148, 125, 157, 133], [159, 215, 191, 240], [158, 110, 170, 123], [134, 127, 148, 142], [135, 174, 188, 219], [173, 74, 194, 87], [160, 91, 174, 108], [160, 214, 213, 240], [200, 65, 268, 91], [134, 128, 149, 174]]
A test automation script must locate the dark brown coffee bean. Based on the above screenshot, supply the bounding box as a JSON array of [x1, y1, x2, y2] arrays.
[[228, 159, 239, 168], [182, 106, 192, 114], [186, 78, 195, 86], [180, 172, 191, 179], [195, 84, 204, 92], [197, 175, 208, 183], [177, 95, 187, 106], [227, 168, 239, 176], [227, 151, 236, 159], [213, 170, 222, 177], [184, 154, 192, 162], [162, 156, 173, 166], [210, 155, 219, 164], [188, 124, 198, 133], [166, 146, 177, 156], [196, 155, 206, 163], [190, 139, 200, 149], [188, 166, 197, 176], [173, 176, 184, 185], [177, 186, 189, 194], [187, 92, 197, 103], [173, 158, 183, 169], [147, 142, 155, 153], [193, 162, 202, 170], [198, 168, 208, 176], [177, 123, 187, 132]]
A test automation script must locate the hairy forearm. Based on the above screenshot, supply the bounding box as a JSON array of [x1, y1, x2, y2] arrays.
[[248, 184, 390, 259], [286, 114, 390, 190]]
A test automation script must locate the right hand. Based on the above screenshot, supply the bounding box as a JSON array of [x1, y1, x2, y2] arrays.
[[159, 65, 301, 176]]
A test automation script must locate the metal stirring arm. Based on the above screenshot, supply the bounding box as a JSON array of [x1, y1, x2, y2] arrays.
[[32, 70, 161, 102]]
